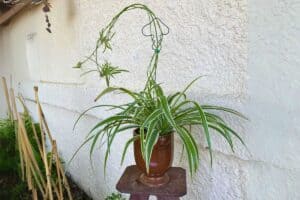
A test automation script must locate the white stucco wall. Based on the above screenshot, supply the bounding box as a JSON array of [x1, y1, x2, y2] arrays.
[[0, 0, 299, 199]]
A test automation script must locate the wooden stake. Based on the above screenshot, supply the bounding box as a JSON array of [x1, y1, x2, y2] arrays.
[[47, 148, 61, 200], [8, 88, 25, 181], [33, 189, 38, 200], [9, 88, 18, 120], [34, 86, 53, 200], [18, 94, 29, 114], [17, 95, 44, 157], [31, 121, 44, 156], [9, 86, 74, 199], [29, 163, 46, 197], [1, 77, 13, 119], [51, 178, 61, 199], [32, 86, 73, 199], [17, 127, 25, 181], [53, 141, 64, 200], [55, 145, 73, 200], [18, 115, 47, 188]]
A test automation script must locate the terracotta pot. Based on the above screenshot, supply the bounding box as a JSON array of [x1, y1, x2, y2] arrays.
[[134, 129, 174, 187]]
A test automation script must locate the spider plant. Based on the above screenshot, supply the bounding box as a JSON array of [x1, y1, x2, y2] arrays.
[[73, 3, 247, 176]]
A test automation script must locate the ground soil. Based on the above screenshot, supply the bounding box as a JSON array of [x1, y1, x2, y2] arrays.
[[0, 172, 92, 200]]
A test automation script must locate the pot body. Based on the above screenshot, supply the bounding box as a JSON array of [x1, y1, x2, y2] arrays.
[[133, 129, 174, 186]]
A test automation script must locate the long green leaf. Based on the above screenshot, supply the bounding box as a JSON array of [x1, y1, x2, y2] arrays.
[[207, 122, 234, 152], [202, 105, 248, 120], [94, 87, 139, 102], [140, 109, 162, 159], [68, 134, 95, 166], [205, 113, 234, 152], [117, 125, 139, 133], [120, 135, 139, 165], [89, 130, 105, 160], [182, 126, 199, 171], [168, 92, 186, 104], [89, 115, 132, 134], [191, 101, 213, 166], [176, 126, 199, 175], [104, 122, 122, 174], [217, 122, 246, 146], [94, 87, 119, 101], [172, 76, 204, 106], [144, 122, 159, 173], [73, 104, 126, 130], [158, 91, 198, 175]]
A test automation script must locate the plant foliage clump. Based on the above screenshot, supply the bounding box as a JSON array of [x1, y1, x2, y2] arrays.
[[73, 3, 248, 176], [0, 113, 42, 199], [0, 118, 17, 172], [105, 193, 126, 200], [0, 113, 42, 174]]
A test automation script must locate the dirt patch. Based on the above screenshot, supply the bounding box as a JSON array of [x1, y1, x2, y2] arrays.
[[0, 172, 92, 200]]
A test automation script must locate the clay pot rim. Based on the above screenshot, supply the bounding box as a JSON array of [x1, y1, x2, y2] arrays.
[[133, 128, 174, 137]]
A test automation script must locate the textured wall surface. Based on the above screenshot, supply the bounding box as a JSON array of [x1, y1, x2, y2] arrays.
[[0, 0, 299, 199]]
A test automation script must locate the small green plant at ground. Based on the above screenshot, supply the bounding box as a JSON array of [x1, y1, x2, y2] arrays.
[[105, 193, 126, 200], [0, 100, 66, 199], [0, 112, 42, 174], [0, 118, 17, 173], [0, 112, 41, 199]]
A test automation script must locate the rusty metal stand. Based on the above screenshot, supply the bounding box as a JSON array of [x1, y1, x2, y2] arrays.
[[116, 165, 187, 200]]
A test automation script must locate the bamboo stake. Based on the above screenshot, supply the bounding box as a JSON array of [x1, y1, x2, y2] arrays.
[[33, 189, 38, 200], [31, 121, 44, 156], [29, 162, 46, 197], [19, 125, 47, 198], [40, 111, 72, 199], [53, 141, 64, 200], [39, 106, 72, 200], [36, 99, 55, 143], [48, 148, 54, 175], [33, 86, 74, 199], [11, 90, 44, 195], [1, 77, 13, 119], [17, 127, 25, 181], [9, 88, 18, 120], [48, 148, 62, 200], [18, 116, 46, 185], [17, 95, 44, 158], [8, 86, 74, 199], [18, 95, 45, 166], [51, 178, 60, 199], [34, 86, 53, 200], [9, 88, 25, 181], [55, 146, 73, 200], [18, 94, 29, 114], [18, 122, 34, 192], [18, 114, 48, 196], [25, 151, 33, 190], [33, 88, 63, 197]]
